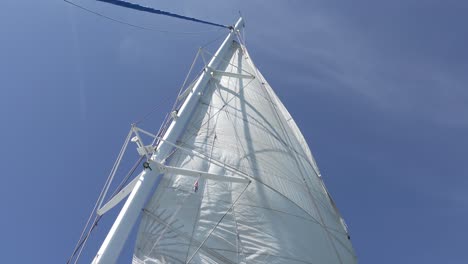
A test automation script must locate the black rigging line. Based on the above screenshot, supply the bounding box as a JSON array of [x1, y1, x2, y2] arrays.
[[64, 0, 152, 31], [64, 0, 230, 33], [96, 0, 230, 29]]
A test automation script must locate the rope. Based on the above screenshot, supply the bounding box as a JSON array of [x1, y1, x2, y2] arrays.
[[171, 49, 202, 112], [67, 131, 144, 264], [67, 130, 132, 263], [201, 30, 229, 48], [96, 0, 230, 29], [138, 29, 235, 135], [64, 0, 224, 34], [134, 92, 174, 125], [110, 156, 144, 197], [70, 215, 101, 264]]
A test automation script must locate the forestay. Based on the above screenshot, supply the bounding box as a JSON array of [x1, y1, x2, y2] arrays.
[[133, 40, 357, 264]]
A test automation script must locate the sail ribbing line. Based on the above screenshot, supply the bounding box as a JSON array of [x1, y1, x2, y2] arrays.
[[142, 209, 236, 264], [175, 78, 257, 145], [145, 128, 325, 230], [154, 134, 329, 230], [185, 182, 251, 264], [184, 111, 220, 263], [96, 0, 230, 29], [244, 49, 344, 264]]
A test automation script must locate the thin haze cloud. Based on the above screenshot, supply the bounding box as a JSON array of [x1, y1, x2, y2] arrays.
[[258, 1, 468, 127], [68, 4, 88, 121]]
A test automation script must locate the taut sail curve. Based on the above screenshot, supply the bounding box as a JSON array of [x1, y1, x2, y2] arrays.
[[133, 40, 357, 263]]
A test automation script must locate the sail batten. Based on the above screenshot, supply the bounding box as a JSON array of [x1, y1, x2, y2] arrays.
[[133, 40, 356, 264]]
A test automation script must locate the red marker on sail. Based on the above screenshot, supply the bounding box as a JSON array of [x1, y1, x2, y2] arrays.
[[193, 180, 199, 193]]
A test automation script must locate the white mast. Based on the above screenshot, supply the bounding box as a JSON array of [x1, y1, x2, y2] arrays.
[[92, 17, 245, 264]]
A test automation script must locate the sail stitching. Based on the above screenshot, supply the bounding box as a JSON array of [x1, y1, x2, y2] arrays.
[[225, 106, 332, 228], [201, 90, 290, 149], [231, 198, 247, 263], [211, 47, 342, 218], [178, 44, 256, 147], [185, 182, 251, 263], [241, 46, 324, 179], [184, 111, 219, 263], [172, 135, 327, 228], [200, 248, 315, 264], [160, 184, 344, 235], [244, 48, 345, 263], [142, 209, 235, 264], [179, 77, 256, 144], [202, 99, 324, 186], [147, 198, 186, 255], [154, 134, 344, 242], [201, 88, 331, 192]]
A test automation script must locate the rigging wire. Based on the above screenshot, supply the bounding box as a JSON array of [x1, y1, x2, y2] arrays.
[[200, 28, 230, 48], [64, 0, 226, 34], [139, 28, 233, 142], [67, 130, 132, 263], [67, 154, 145, 264], [133, 92, 175, 125], [135, 28, 231, 126], [186, 182, 251, 263]]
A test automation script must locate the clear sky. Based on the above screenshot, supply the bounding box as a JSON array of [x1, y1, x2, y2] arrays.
[[1, 0, 467, 263]]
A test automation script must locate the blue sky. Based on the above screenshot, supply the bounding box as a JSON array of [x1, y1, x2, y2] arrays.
[[1, 0, 467, 263]]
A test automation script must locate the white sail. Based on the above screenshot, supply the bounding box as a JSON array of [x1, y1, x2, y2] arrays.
[[132, 40, 356, 264]]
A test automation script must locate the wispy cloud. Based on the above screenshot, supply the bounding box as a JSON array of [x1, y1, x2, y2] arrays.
[[258, 1, 468, 127], [68, 4, 88, 121]]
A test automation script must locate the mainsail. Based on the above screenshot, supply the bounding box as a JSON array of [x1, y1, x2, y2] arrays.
[[80, 17, 357, 264], [132, 38, 357, 263]]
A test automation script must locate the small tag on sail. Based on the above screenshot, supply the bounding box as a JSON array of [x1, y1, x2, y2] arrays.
[[193, 179, 199, 192]]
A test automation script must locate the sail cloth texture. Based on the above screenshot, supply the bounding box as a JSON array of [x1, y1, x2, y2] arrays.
[[133, 41, 357, 264]]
